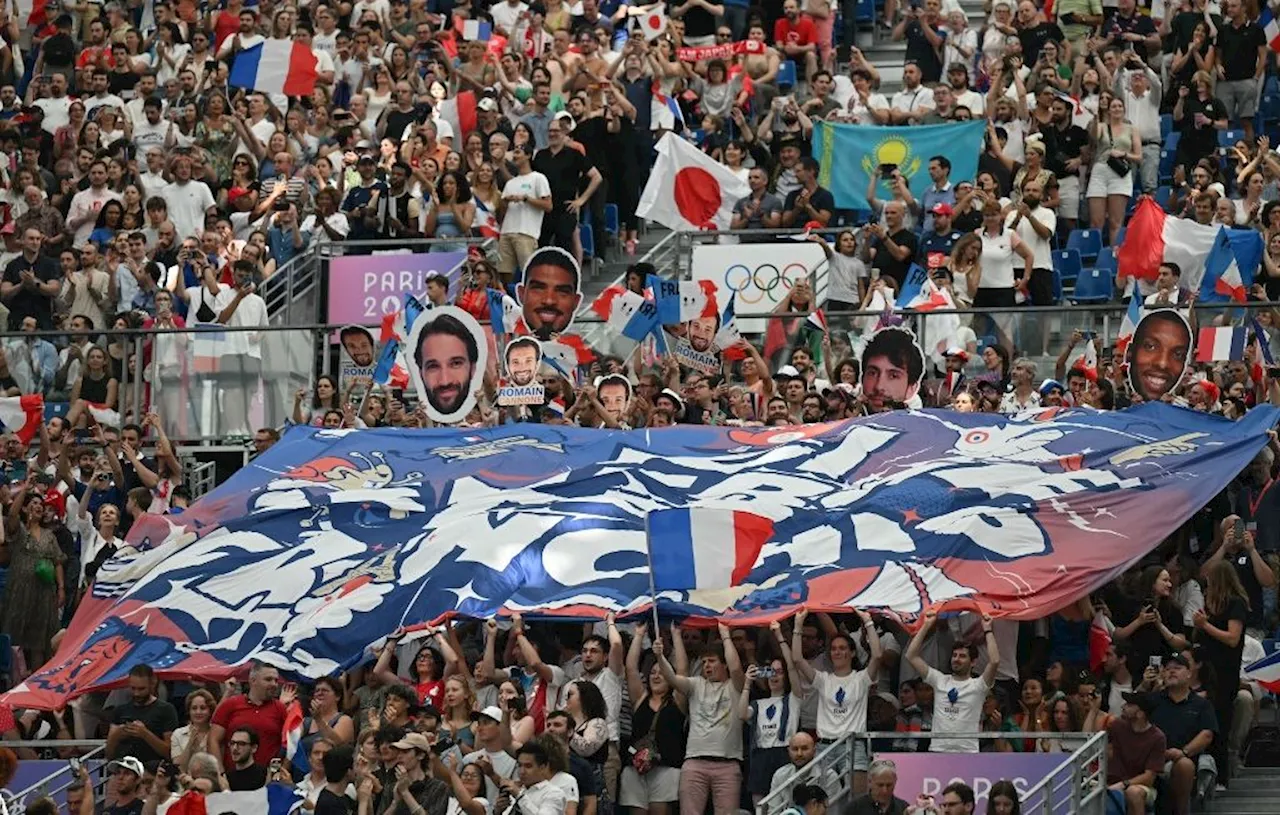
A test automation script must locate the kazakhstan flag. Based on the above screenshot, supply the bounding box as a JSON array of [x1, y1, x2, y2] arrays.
[[814, 120, 987, 211]]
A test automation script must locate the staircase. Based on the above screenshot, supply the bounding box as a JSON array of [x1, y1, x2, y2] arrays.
[[1212, 766, 1280, 815]]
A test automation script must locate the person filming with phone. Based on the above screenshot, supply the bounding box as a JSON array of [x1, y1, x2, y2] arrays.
[[1111, 565, 1189, 681]]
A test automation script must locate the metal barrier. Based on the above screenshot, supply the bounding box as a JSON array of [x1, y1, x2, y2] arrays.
[[0, 740, 108, 814], [4, 299, 1270, 443], [754, 731, 1107, 815]]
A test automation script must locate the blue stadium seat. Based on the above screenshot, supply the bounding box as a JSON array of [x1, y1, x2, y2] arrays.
[[777, 60, 797, 87], [1052, 249, 1083, 286], [1052, 267, 1063, 305], [1160, 114, 1173, 140], [855, 0, 876, 24], [1067, 229, 1103, 262], [579, 223, 596, 259], [1071, 267, 1115, 304], [604, 203, 620, 237], [1163, 131, 1180, 152], [1155, 185, 1173, 210], [1095, 246, 1118, 275], [1114, 227, 1126, 246], [1219, 129, 1244, 151]]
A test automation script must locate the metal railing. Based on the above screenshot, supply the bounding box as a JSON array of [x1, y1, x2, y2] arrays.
[[754, 731, 1107, 815], [1023, 731, 1109, 815], [3, 299, 1271, 443], [0, 740, 108, 814]]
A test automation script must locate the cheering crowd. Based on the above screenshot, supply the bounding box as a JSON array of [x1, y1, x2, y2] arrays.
[[2, 0, 1280, 813]]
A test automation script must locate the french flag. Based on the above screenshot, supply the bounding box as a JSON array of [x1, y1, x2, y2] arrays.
[[372, 340, 409, 388], [474, 199, 501, 239], [542, 335, 596, 385], [0, 394, 43, 443], [651, 86, 684, 132], [486, 287, 523, 335], [1244, 649, 1280, 693], [282, 699, 306, 774], [1195, 326, 1249, 362], [1075, 339, 1099, 382], [438, 91, 478, 138], [1116, 284, 1143, 354], [715, 298, 745, 360], [1200, 228, 1250, 303], [228, 41, 319, 97], [459, 19, 493, 41], [1263, 8, 1280, 54], [164, 787, 303, 815], [1119, 197, 1263, 289], [647, 507, 774, 591], [591, 286, 661, 345], [895, 264, 931, 310]]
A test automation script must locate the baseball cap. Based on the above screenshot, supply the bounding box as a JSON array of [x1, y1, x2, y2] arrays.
[[943, 346, 969, 361], [813, 378, 833, 397], [471, 705, 504, 723], [774, 365, 802, 380], [1163, 653, 1191, 668], [554, 111, 576, 131], [658, 388, 685, 412], [108, 757, 145, 777], [354, 139, 375, 150], [930, 202, 954, 217], [477, 97, 498, 112], [390, 732, 433, 752], [1039, 379, 1064, 396]]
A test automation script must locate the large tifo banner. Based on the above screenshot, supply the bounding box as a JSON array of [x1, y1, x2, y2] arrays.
[[878, 752, 1071, 814], [814, 120, 986, 210], [690, 242, 828, 333], [326, 252, 469, 325], [3, 404, 1274, 708]]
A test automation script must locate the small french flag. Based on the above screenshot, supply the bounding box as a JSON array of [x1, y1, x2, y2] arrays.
[[474, 198, 501, 239], [715, 297, 745, 360], [486, 287, 523, 335], [1263, 8, 1280, 54], [1244, 649, 1280, 693], [1195, 326, 1249, 363], [1116, 283, 1143, 353], [460, 19, 493, 41], [1199, 228, 1250, 303], [591, 286, 661, 345], [648, 507, 774, 592], [282, 699, 306, 774], [228, 41, 320, 97]]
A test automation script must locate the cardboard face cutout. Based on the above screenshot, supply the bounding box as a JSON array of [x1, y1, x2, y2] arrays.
[[1126, 309, 1193, 402], [859, 326, 926, 412], [406, 305, 489, 423], [516, 246, 583, 339]]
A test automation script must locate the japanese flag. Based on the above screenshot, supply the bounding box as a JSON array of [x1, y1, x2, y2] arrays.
[[638, 5, 667, 41]]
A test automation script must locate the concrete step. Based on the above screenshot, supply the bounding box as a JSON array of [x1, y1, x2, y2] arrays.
[[1204, 802, 1280, 815], [1233, 766, 1280, 777]]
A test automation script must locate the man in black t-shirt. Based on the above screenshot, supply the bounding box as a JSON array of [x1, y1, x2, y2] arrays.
[[894, 0, 948, 84], [1040, 97, 1089, 232], [225, 727, 269, 791], [1, 227, 60, 330], [533, 118, 602, 265], [1215, 0, 1267, 142], [1174, 81, 1229, 169], [781, 158, 835, 228], [314, 744, 357, 815], [1015, 0, 1066, 64], [107, 664, 178, 763], [869, 201, 919, 289]]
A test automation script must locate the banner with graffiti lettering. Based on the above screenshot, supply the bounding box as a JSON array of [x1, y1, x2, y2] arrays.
[[3, 404, 1274, 708]]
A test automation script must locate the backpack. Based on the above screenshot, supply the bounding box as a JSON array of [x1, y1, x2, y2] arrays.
[[1242, 723, 1280, 768]]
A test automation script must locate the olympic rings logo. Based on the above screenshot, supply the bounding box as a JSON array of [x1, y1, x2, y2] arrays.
[[723, 263, 811, 304]]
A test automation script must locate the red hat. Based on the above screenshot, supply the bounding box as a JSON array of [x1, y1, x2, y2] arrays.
[[42, 488, 65, 518], [930, 202, 954, 217]]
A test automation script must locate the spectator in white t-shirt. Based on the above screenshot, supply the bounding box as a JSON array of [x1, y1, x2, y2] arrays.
[[905, 609, 999, 754], [654, 624, 745, 815], [791, 609, 881, 794], [161, 155, 217, 242], [497, 143, 552, 283], [739, 620, 802, 806]]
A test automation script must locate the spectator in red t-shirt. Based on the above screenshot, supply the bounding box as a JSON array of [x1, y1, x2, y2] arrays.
[[210, 661, 288, 768], [773, 0, 820, 81]]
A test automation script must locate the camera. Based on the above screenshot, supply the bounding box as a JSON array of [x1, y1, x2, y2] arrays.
[[878, 163, 898, 177], [756, 665, 776, 679]]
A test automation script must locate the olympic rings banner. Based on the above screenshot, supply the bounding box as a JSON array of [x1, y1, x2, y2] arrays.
[[691, 242, 828, 333]]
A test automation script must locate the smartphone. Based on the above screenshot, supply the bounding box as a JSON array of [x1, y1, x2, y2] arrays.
[[1233, 518, 1246, 547], [878, 163, 898, 176], [68, 757, 81, 775], [1148, 656, 1162, 669], [391, 388, 404, 402], [1267, 366, 1280, 379], [756, 665, 776, 679]]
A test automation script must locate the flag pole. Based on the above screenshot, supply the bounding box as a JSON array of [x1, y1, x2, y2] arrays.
[[643, 512, 661, 633]]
